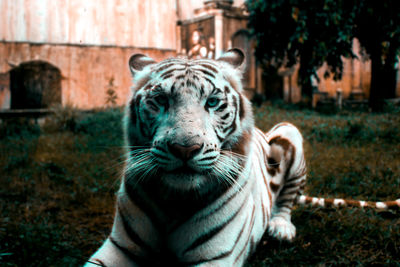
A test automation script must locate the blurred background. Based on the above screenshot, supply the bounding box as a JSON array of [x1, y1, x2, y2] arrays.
[[0, 0, 399, 266], [1, 0, 399, 111]]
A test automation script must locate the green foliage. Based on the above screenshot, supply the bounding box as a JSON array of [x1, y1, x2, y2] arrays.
[[1, 105, 399, 266], [247, 0, 400, 107], [74, 108, 122, 136], [43, 106, 124, 148], [0, 118, 41, 139], [253, 102, 400, 145], [1, 223, 82, 266], [1, 107, 123, 266], [249, 104, 400, 265], [354, 0, 400, 110], [247, 0, 357, 97], [43, 104, 81, 132], [353, 0, 400, 68]]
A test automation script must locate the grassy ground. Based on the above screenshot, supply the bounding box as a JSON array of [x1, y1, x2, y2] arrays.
[[0, 104, 399, 266]]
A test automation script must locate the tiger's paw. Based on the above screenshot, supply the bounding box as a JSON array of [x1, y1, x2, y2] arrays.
[[268, 216, 296, 242]]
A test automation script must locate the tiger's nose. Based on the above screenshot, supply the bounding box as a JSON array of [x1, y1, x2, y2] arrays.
[[168, 143, 202, 160]]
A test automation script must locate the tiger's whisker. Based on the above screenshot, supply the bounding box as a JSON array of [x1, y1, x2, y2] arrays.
[[214, 155, 244, 193]]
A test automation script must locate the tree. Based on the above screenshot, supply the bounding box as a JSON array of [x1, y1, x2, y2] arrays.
[[247, 0, 358, 101], [247, 0, 400, 111], [354, 0, 400, 111]]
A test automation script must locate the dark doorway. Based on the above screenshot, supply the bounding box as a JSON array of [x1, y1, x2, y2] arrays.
[[10, 61, 61, 109]]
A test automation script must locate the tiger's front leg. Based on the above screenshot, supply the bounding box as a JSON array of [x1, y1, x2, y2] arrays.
[[85, 237, 140, 267], [85, 185, 158, 267], [265, 123, 307, 241]]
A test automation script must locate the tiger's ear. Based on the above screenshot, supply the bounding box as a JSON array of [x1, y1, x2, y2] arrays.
[[217, 48, 245, 69], [129, 54, 156, 76]]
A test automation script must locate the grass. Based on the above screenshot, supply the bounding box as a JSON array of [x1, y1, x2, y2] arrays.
[[1, 104, 399, 266], [247, 104, 400, 266]]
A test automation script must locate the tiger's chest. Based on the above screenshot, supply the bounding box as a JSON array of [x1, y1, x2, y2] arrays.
[[154, 138, 276, 263], [115, 129, 286, 266]]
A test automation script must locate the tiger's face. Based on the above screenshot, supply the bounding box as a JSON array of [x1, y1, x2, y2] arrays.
[[125, 49, 254, 191]]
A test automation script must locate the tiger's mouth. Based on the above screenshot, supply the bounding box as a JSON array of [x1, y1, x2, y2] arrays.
[[166, 164, 200, 176]]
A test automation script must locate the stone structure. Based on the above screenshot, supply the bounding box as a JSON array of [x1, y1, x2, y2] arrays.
[[177, 0, 261, 98], [0, 0, 179, 109], [1, 0, 256, 109], [281, 38, 400, 104], [0, 42, 175, 108], [0, 0, 398, 109]]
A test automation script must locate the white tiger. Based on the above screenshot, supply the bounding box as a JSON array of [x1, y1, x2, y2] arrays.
[[85, 49, 400, 267]]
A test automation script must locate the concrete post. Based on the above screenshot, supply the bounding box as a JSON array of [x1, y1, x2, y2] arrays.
[[214, 10, 223, 58], [336, 88, 343, 110]]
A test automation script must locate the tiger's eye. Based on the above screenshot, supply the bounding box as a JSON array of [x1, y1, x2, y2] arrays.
[[206, 97, 220, 108], [154, 94, 168, 106]]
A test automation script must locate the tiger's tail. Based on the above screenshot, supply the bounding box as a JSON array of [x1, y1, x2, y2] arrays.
[[296, 195, 400, 211]]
